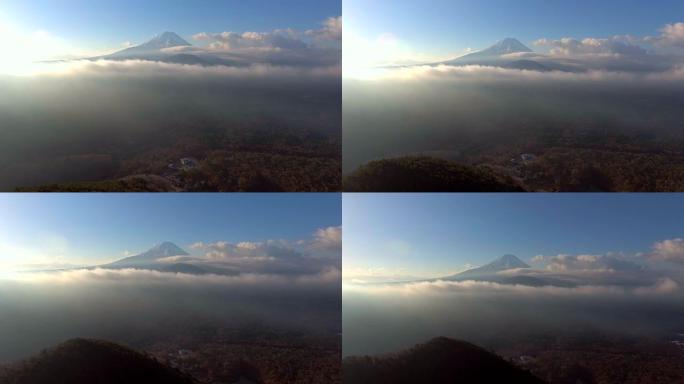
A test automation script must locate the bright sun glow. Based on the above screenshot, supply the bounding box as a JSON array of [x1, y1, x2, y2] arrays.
[[0, 19, 82, 76], [343, 28, 456, 80], [343, 29, 397, 79]]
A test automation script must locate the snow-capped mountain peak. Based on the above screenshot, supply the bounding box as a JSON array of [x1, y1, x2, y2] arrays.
[[140, 32, 191, 50], [457, 254, 531, 276], [487, 38, 533, 55], [106, 32, 191, 58], [446, 38, 533, 64]]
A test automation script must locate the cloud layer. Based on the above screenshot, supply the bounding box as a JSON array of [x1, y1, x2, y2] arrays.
[[194, 16, 341, 51], [0, 58, 341, 190], [178, 226, 341, 276], [343, 63, 684, 172], [531, 253, 644, 273], [188, 16, 342, 68], [0, 227, 342, 362], [0, 268, 340, 362], [646, 23, 684, 49], [521, 22, 684, 73], [534, 36, 648, 57], [343, 237, 684, 356], [343, 275, 684, 356], [649, 238, 684, 263]]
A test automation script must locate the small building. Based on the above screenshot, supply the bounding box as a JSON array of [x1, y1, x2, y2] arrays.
[[180, 157, 199, 170], [520, 154, 536, 162]]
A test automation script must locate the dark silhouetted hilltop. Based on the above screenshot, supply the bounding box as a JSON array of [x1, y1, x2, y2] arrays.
[[343, 337, 546, 384], [0, 339, 195, 384], [344, 156, 525, 192]]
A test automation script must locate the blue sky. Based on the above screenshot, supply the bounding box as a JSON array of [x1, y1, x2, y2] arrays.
[[0, 194, 340, 267], [345, 0, 684, 55], [344, 194, 684, 279], [0, 0, 340, 51]]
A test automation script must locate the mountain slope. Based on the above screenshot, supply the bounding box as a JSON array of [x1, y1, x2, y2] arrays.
[[163, 53, 210, 66], [502, 59, 551, 71], [343, 337, 545, 384], [108, 32, 191, 58], [444, 38, 533, 64], [458, 254, 530, 276], [108, 242, 189, 267], [344, 157, 525, 192], [158, 262, 206, 275], [430, 38, 560, 72], [460, 38, 532, 61], [101, 242, 222, 275], [0, 339, 195, 384], [438, 254, 579, 287]]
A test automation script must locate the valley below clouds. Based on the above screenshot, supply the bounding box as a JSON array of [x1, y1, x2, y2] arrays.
[[344, 64, 684, 172], [0, 17, 341, 192], [343, 238, 684, 357], [0, 227, 341, 363], [343, 22, 684, 191]]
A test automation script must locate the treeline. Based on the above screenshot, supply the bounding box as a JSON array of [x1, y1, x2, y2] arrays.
[[15, 121, 341, 192], [344, 156, 524, 192]]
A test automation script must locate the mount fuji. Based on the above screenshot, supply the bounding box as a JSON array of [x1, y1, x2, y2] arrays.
[[436, 254, 576, 287], [90, 32, 238, 66], [457, 254, 530, 276], [102, 242, 220, 275], [108, 241, 189, 267], [110, 32, 191, 57], [434, 38, 553, 71], [453, 38, 533, 63]]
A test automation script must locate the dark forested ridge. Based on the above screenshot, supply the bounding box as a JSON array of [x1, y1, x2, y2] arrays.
[[343, 156, 525, 192], [11, 123, 340, 192], [345, 128, 684, 192], [0, 339, 195, 384], [0, 323, 341, 384], [343, 337, 545, 384]]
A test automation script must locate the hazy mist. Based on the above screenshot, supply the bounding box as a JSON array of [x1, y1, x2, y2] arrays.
[[0, 61, 341, 189], [343, 265, 684, 356], [0, 268, 340, 362], [343, 66, 684, 172]]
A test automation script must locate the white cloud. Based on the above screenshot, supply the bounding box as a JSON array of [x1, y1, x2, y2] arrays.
[[306, 16, 342, 41], [193, 16, 341, 52], [534, 36, 648, 57], [533, 253, 642, 273], [8, 266, 340, 287], [355, 63, 684, 85], [343, 278, 674, 298], [649, 238, 684, 263], [634, 277, 679, 295], [343, 266, 427, 284], [646, 22, 684, 48], [310, 226, 342, 251], [185, 226, 341, 276], [532, 22, 684, 57], [193, 29, 307, 51], [27, 59, 340, 81]]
